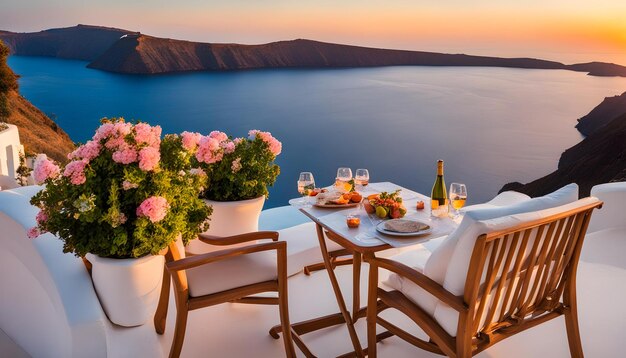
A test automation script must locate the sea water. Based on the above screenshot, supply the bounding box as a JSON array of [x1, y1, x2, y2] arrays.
[[9, 56, 626, 207]]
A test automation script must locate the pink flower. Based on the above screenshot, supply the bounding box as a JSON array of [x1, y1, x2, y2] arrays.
[[102, 122, 133, 150], [112, 148, 138, 164], [27, 227, 40, 239], [231, 157, 242, 173], [36, 210, 48, 224], [105, 136, 127, 150], [233, 137, 244, 145], [69, 140, 101, 161], [196, 137, 223, 164], [33, 154, 60, 184], [221, 141, 236, 154], [134, 123, 161, 147], [258, 132, 281, 156], [209, 131, 228, 142], [181, 131, 202, 151], [63, 160, 87, 185], [248, 129, 260, 140], [114, 121, 133, 137], [122, 180, 139, 190], [189, 168, 207, 177], [93, 122, 115, 141], [138, 147, 160, 171], [136, 196, 169, 223]]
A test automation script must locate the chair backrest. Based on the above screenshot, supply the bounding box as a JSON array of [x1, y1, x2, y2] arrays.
[[460, 197, 601, 345], [425, 183, 578, 290], [166, 239, 189, 293]]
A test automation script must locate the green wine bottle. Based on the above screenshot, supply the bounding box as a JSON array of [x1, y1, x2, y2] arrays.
[[431, 160, 449, 217]]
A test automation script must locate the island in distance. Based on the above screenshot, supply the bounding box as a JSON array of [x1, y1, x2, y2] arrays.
[[2, 24, 626, 76]]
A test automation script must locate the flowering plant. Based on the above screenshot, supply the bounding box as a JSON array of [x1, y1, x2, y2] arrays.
[[29, 118, 211, 259], [177, 129, 282, 201]]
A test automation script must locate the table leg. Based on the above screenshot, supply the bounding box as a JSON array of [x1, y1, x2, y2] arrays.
[[315, 223, 365, 358], [352, 252, 362, 321]]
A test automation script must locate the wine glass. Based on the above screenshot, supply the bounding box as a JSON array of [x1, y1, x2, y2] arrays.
[[297, 172, 315, 207], [336, 167, 352, 192], [449, 183, 467, 218], [354, 169, 369, 190]]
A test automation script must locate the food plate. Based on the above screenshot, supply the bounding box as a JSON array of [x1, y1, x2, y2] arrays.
[[375, 219, 432, 237], [313, 201, 360, 209], [314, 191, 362, 208]]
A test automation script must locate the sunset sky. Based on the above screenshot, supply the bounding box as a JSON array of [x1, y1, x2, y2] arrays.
[[3, 0, 626, 64]]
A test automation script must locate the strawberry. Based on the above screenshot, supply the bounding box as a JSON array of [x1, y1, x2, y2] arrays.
[[390, 208, 402, 219], [416, 201, 425, 210]]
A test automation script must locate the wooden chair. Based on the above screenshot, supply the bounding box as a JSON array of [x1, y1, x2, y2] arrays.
[[366, 198, 602, 357], [154, 231, 296, 358]]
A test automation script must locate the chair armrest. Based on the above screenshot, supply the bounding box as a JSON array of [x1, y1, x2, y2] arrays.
[[370, 256, 467, 312], [167, 240, 285, 272], [198, 231, 279, 246]]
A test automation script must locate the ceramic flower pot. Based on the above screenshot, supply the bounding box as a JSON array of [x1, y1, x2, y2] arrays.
[[86, 253, 164, 327], [186, 196, 266, 254]]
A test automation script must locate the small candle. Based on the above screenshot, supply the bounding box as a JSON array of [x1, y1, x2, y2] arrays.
[[346, 215, 360, 228]]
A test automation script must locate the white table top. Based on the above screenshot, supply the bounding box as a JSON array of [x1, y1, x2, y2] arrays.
[[291, 182, 459, 249]]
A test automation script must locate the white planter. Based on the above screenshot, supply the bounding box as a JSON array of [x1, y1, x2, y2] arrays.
[[86, 253, 164, 327], [186, 196, 266, 254]]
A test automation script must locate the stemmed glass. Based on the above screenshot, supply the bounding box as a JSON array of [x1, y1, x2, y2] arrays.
[[354, 169, 369, 190], [297, 172, 315, 207], [449, 183, 467, 218], [336, 167, 353, 192]]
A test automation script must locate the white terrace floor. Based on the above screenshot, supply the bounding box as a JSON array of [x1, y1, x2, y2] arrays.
[[4, 242, 624, 358]]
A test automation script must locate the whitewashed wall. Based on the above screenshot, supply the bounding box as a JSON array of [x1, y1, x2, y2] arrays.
[[0, 124, 23, 179]]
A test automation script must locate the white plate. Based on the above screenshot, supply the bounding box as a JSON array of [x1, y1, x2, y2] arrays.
[[375, 219, 433, 237]]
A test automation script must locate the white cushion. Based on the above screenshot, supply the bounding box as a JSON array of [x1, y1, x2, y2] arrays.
[[434, 196, 598, 336], [423, 187, 549, 287], [383, 245, 438, 316], [186, 250, 278, 297], [589, 182, 626, 233], [186, 221, 346, 296], [462, 190, 531, 212], [279, 222, 343, 276]]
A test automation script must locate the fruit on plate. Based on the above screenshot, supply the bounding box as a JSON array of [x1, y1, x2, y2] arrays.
[[375, 206, 388, 219], [333, 195, 351, 205], [416, 201, 425, 210], [367, 190, 407, 219], [349, 192, 362, 203]]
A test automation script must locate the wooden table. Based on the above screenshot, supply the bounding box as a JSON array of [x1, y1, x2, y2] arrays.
[[271, 182, 458, 357]]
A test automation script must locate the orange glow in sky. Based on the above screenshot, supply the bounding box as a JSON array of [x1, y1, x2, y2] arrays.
[[2, 1, 626, 65]]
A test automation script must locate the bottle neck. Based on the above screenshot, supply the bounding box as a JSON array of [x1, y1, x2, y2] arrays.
[[437, 160, 444, 176]]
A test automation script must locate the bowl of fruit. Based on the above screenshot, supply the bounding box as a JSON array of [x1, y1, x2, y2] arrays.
[[364, 190, 407, 219]]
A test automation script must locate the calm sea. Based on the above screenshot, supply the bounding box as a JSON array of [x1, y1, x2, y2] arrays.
[[8, 56, 626, 208]]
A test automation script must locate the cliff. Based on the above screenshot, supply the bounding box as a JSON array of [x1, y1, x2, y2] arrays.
[[4, 90, 74, 162], [0, 24, 137, 61], [87, 35, 572, 74], [576, 92, 626, 136], [3, 25, 626, 77], [501, 111, 626, 198], [86, 35, 626, 76]]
